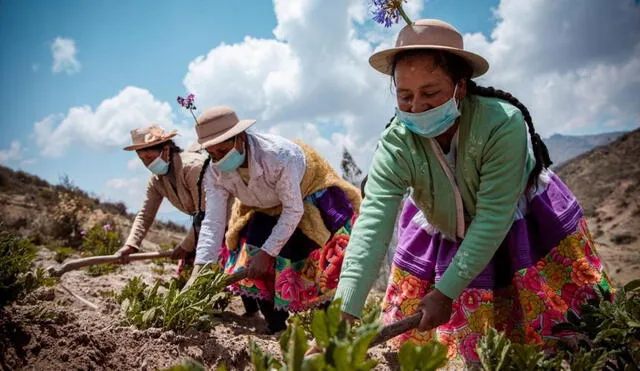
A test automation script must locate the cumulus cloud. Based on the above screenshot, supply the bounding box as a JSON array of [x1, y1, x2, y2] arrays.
[[51, 37, 81, 75], [182, 0, 639, 173], [0, 141, 36, 168], [33, 86, 197, 157], [0, 141, 25, 164], [464, 0, 640, 136], [103, 175, 182, 216]]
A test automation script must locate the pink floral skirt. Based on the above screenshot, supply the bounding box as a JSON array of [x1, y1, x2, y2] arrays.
[[224, 187, 356, 312], [383, 171, 613, 364]]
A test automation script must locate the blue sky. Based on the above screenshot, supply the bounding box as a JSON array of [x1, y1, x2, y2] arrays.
[[1, 0, 638, 225]]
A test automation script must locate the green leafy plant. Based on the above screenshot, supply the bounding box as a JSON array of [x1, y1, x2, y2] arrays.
[[398, 341, 448, 371], [250, 298, 381, 371], [81, 223, 122, 276], [115, 264, 229, 331], [0, 232, 56, 306], [476, 328, 559, 371], [552, 279, 640, 370], [151, 265, 166, 275], [475, 280, 640, 371], [46, 240, 75, 263]]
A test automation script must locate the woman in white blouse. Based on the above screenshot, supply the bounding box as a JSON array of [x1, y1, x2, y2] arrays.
[[189, 106, 361, 335]]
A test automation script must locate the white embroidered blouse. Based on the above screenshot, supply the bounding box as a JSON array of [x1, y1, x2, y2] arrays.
[[194, 132, 307, 264]]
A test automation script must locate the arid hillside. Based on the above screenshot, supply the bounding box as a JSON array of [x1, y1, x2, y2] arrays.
[[556, 128, 640, 285]]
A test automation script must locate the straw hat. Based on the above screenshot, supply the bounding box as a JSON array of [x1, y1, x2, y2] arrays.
[[123, 125, 178, 151], [188, 106, 256, 152], [369, 19, 489, 78]]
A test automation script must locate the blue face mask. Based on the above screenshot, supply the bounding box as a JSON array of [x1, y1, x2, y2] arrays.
[[396, 85, 461, 138], [147, 151, 170, 175], [213, 138, 246, 172]]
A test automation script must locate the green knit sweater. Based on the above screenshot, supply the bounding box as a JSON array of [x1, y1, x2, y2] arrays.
[[336, 95, 536, 316]]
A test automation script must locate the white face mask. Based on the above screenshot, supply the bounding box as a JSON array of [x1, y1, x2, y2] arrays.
[[146, 150, 170, 175], [396, 84, 460, 138], [212, 137, 246, 172]]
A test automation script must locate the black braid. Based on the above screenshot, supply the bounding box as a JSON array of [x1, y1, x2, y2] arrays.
[[196, 156, 211, 214], [467, 80, 553, 188]]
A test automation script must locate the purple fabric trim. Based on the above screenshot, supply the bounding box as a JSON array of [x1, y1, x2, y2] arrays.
[[309, 186, 354, 234], [393, 173, 584, 289]]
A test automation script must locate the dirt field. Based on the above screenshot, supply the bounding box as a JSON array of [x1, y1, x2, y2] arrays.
[[0, 245, 420, 371]]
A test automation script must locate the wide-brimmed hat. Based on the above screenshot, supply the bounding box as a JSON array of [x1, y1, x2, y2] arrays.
[[369, 19, 489, 78], [123, 125, 178, 151], [188, 106, 256, 152]]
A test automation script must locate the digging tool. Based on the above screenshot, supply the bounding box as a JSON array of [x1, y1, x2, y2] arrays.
[[222, 269, 248, 286], [370, 312, 422, 348], [46, 250, 174, 277]]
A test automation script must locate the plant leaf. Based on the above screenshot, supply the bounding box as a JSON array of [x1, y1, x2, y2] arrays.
[[311, 309, 330, 348]]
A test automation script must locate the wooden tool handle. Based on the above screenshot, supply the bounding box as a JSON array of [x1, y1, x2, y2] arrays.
[[223, 269, 248, 286], [370, 313, 422, 348], [47, 250, 174, 277]]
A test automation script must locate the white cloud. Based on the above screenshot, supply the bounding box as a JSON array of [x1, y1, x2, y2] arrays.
[[33, 86, 197, 157], [20, 158, 37, 166], [51, 37, 81, 75], [101, 177, 146, 212], [102, 174, 182, 216], [0, 141, 25, 164], [464, 0, 640, 136], [127, 156, 143, 170], [0, 141, 36, 168], [183, 0, 411, 172], [181, 0, 639, 173]]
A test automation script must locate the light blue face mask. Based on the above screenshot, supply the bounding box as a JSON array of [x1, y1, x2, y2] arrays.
[[147, 151, 170, 175], [396, 85, 461, 138], [213, 138, 246, 172]]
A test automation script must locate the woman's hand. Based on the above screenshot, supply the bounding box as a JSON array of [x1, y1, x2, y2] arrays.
[[417, 289, 453, 332], [170, 245, 189, 260], [182, 264, 203, 291], [247, 250, 275, 280], [114, 245, 138, 264]]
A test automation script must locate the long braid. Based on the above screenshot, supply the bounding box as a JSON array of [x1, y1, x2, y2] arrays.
[[467, 80, 552, 188]]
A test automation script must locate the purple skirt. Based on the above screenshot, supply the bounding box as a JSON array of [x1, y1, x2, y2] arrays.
[[394, 171, 586, 289]]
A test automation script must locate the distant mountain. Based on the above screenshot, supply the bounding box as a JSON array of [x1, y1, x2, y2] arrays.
[[544, 131, 627, 167], [556, 128, 640, 285]]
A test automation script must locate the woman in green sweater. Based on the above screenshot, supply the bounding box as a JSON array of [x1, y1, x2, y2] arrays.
[[335, 19, 612, 363]]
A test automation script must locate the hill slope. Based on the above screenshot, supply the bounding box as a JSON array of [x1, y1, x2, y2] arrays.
[[545, 131, 626, 167], [556, 128, 640, 285]]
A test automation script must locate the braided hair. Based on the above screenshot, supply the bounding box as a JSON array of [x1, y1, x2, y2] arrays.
[[390, 50, 553, 189]]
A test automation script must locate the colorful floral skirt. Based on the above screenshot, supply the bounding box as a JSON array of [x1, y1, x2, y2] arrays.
[[224, 187, 356, 312], [382, 170, 613, 364]]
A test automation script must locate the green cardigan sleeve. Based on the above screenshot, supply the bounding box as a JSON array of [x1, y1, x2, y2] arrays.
[[335, 126, 414, 317], [435, 109, 530, 299]]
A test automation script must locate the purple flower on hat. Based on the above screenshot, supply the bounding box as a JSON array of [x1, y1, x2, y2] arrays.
[[177, 93, 198, 124], [371, 0, 412, 27]]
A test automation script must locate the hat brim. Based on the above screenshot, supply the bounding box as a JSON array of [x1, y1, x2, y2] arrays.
[[369, 45, 489, 78], [188, 119, 256, 152], [123, 133, 178, 151]]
